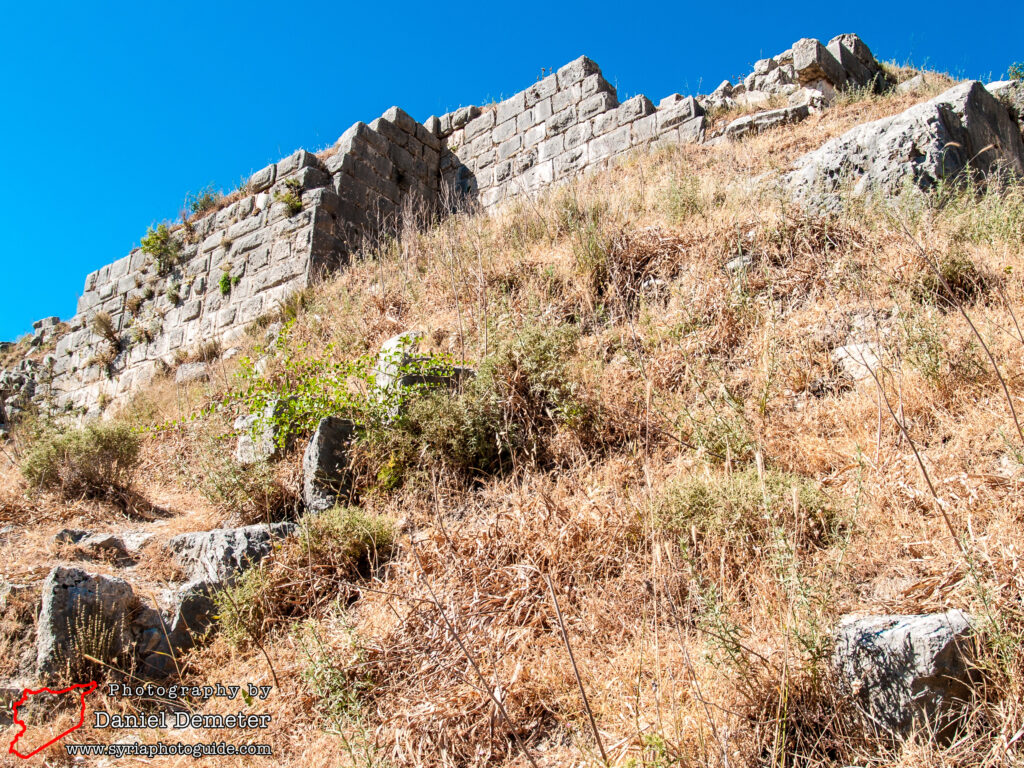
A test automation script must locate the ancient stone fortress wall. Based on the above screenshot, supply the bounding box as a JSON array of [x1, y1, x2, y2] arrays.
[[9, 33, 894, 417], [49, 110, 442, 414], [436, 56, 705, 208]]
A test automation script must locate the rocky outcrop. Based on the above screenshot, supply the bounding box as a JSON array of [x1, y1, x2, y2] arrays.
[[788, 81, 1024, 206], [302, 417, 356, 513], [835, 611, 978, 740]]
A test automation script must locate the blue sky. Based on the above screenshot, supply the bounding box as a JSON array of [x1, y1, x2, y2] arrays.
[[1, 0, 1021, 340]]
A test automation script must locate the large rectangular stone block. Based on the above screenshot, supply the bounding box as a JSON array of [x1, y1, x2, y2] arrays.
[[524, 123, 546, 147], [793, 38, 847, 88], [580, 91, 616, 120], [617, 95, 655, 125], [493, 118, 517, 144], [827, 39, 872, 87], [555, 145, 588, 178], [564, 121, 592, 150], [581, 73, 616, 100], [631, 113, 657, 144], [248, 163, 277, 193], [524, 73, 557, 107], [497, 135, 522, 160], [464, 110, 496, 140], [496, 92, 525, 124], [539, 134, 563, 162], [552, 83, 581, 113], [590, 124, 631, 160], [556, 56, 600, 90], [546, 106, 577, 135]]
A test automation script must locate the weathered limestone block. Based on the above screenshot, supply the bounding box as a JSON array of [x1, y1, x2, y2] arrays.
[[788, 81, 1024, 205], [835, 611, 977, 740], [725, 104, 810, 140], [302, 416, 356, 513], [36, 567, 136, 680], [793, 38, 847, 89], [166, 522, 296, 582], [234, 398, 291, 465]]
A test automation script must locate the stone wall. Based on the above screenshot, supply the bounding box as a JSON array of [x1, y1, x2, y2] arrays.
[[6, 34, 896, 417], [436, 56, 706, 208]]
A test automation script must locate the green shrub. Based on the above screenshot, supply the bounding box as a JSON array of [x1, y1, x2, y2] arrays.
[[193, 443, 291, 525], [140, 223, 180, 276], [1008, 62, 1024, 80], [214, 507, 393, 645], [362, 322, 594, 483], [658, 467, 838, 549], [274, 178, 303, 216], [20, 423, 141, 498], [185, 185, 221, 217], [166, 283, 181, 305], [219, 272, 233, 296]]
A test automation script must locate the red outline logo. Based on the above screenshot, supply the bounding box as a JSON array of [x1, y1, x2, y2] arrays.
[[8, 681, 98, 759]]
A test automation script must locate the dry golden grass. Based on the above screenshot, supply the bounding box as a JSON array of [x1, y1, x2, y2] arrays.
[[3, 75, 1024, 766]]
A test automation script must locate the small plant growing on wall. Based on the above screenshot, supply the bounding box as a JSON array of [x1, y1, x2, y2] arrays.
[[140, 222, 180, 276], [274, 177, 303, 216], [166, 282, 182, 305], [90, 312, 120, 349], [125, 294, 144, 316], [219, 272, 233, 296], [185, 184, 222, 216], [1009, 62, 1024, 80]]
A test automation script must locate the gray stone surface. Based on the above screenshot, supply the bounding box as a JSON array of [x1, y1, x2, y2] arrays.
[[835, 611, 977, 739], [166, 522, 296, 582], [725, 104, 810, 140], [302, 416, 356, 513], [2, 38, 900, 419], [174, 361, 210, 384], [788, 81, 1024, 205], [234, 399, 291, 465], [36, 567, 136, 680]]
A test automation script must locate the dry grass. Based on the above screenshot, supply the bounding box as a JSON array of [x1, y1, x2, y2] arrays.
[[2, 77, 1024, 766]]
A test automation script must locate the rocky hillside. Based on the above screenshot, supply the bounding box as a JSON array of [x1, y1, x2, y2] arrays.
[[1, 33, 1024, 767]]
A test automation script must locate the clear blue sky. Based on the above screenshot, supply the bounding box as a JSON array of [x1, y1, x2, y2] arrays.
[[1, 1, 1021, 340]]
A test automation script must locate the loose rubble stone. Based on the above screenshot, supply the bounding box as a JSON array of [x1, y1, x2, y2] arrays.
[[166, 522, 296, 582], [725, 104, 810, 140], [832, 343, 881, 381], [835, 611, 977, 740], [302, 417, 356, 513], [36, 567, 136, 680], [787, 81, 1024, 206]]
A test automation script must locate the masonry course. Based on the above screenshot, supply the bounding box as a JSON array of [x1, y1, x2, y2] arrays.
[[7, 34, 905, 415]]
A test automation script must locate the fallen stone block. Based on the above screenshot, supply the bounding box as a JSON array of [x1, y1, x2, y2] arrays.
[[725, 104, 810, 140], [166, 522, 296, 582], [793, 38, 847, 89], [175, 362, 210, 384], [234, 398, 292, 465], [36, 567, 136, 681], [302, 416, 357, 513], [835, 611, 978, 740]]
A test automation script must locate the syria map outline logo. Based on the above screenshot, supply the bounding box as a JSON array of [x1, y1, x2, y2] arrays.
[[7, 681, 98, 759]]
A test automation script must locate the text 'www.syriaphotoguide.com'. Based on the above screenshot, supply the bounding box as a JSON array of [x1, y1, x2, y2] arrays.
[[65, 741, 272, 758]]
